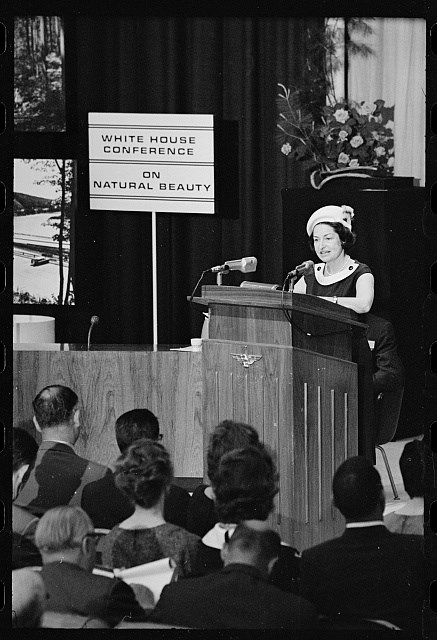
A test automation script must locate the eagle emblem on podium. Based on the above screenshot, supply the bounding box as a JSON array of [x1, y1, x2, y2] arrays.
[[230, 352, 262, 368]]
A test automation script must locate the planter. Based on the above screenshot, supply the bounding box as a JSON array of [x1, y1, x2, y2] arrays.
[[309, 166, 413, 191]]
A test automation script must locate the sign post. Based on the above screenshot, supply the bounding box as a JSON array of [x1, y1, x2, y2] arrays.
[[88, 113, 215, 347]]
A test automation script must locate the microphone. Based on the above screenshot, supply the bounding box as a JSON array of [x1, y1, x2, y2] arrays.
[[87, 315, 99, 350], [208, 257, 257, 274], [286, 260, 314, 279]]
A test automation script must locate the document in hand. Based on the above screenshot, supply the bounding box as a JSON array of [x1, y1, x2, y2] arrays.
[[94, 557, 176, 604]]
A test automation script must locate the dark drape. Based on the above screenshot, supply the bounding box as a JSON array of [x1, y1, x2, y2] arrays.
[[74, 16, 319, 344]]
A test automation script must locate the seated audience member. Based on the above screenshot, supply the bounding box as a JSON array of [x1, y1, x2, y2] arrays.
[[12, 428, 42, 568], [12, 568, 47, 628], [300, 456, 426, 633], [100, 439, 200, 577], [34, 505, 147, 627], [384, 439, 425, 535], [365, 313, 405, 399], [187, 419, 262, 537], [81, 408, 190, 529], [191, 445, 301, 594], [149, 523, 317, 629], [14, 385, 112, 517]]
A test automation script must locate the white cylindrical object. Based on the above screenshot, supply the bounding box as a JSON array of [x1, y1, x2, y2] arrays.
[[13, 315, 55, 343], [191, 338, 202, 352]]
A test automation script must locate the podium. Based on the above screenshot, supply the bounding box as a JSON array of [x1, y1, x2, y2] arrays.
[[194, 285, 368, 550]]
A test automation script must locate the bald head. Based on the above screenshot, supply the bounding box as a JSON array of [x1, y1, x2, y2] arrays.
[[12, 569, 46, 628]]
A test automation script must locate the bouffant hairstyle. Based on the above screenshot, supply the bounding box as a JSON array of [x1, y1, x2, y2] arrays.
[[333, 456, 383, 519], [399, 439, 426, 499], [114, 438, 173, 509], [13, 428, 38, 472], [206, 420, 261, 486], [213, 445, 279, 523], [115, 408, 160, 453], [32, 385, 78, 429], [308, 221, 356, 253]]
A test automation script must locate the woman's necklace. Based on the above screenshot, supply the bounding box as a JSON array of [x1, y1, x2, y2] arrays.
[[324, 255, 350, 276]]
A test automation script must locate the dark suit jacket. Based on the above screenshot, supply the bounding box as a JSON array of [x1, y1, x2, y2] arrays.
[[149, 562, 317, 629], [300, 525, 425, 632], [364, 313, 405, 395], [40, 561, 145, 627], [81, 473, 190, 529], [14, 441, 112, 517]]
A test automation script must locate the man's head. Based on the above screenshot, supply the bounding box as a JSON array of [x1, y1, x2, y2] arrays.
[[32, 385, 80, 445], [399, 439, 426, 499], [332, 456, 385, 522], [12, 428, 38, 499], [115, 408, 160, 454], [12, 568, 47, 628], [220, 523, 281, 576], [213, 445, 279, 523], [34, 506, 98, 572]]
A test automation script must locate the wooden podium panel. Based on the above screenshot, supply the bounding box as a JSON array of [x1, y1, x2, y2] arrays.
[[198, 286, 365, 550], [13, 348, 203, 477], [202, 339, 358, 550]]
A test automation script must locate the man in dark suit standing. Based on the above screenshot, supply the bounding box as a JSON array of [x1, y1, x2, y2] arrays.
[[148, 523, 317, 629], [365, 313, 405, 398], [81, 408, 190, 529], [14, 385, 112, 517], [300, 456, 426, 633], [34, 506, 148, 627]]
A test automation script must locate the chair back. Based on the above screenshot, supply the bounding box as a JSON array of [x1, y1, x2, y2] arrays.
[[375, 387, 404, 446]]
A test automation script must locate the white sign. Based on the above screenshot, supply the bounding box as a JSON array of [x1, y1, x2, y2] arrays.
[[88, 113, 214, 213]]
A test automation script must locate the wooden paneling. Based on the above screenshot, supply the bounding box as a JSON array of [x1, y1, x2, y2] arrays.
[[202, 339, 358, 551], [13, 350, 203, 477]]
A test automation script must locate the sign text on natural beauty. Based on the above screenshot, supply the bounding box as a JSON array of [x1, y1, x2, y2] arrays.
[[88, 113, 214, 213]]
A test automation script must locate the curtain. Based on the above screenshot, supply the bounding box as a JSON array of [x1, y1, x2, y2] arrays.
[[347, 18, 426, 185], [73, 16, 319, 344]]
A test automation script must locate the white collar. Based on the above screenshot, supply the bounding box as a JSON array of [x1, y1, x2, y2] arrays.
[[346, 520, 385, 528], [201, 522, 298, 550], [202, 522, 236, 549], [314, 257, 358, 285]]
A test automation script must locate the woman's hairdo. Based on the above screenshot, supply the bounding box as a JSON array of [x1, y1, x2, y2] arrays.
[[114, 438, 173, 508], [308, 221, 356, 252], [213, 445, 279, 523], [206, 420, 261, 486]]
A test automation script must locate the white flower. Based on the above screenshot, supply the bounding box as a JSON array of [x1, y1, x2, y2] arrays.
[[350, 135, 364, 148], [387, 157, 395, 167], [338, 152, 350, 164], [375, 146, 386, 157], [371, 131, 379, 140], [349, 159, 360, 168], [333, 108, 349, 124], [385, 120, 395, 131], [357, 101, 373, 116], [338, 130, 348, 142], [281, 142, 292, 156]]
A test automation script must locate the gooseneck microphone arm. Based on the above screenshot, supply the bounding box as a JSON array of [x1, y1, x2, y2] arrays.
[[87, 315, 99, 351]]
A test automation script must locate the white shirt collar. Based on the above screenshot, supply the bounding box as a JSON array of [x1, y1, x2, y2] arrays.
[[202, 522, 236, 549], [346, 520, 385, 528], [314, 257, 358, 285]]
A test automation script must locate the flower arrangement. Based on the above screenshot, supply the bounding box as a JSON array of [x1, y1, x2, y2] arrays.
[[276, 84, 395, 176]]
